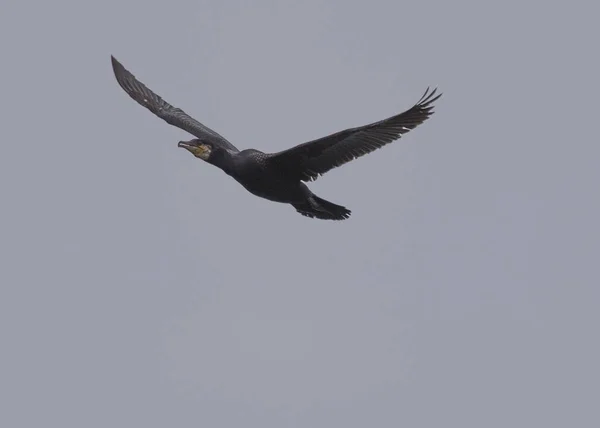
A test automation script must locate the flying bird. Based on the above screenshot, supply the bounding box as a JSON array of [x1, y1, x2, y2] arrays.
[[111, 56, 441, 220]]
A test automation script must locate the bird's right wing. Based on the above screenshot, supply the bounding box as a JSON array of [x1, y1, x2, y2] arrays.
[[111, 56, 239, 152], [267, 88, 441, 181]]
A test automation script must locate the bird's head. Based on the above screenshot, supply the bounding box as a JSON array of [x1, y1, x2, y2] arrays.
[[177, 139, 213, 161]]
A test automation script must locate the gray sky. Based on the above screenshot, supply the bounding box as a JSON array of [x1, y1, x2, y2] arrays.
[[1, 0, 599, 427]]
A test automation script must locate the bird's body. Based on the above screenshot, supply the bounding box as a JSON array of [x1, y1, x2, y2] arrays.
[[193, 146, 350, 218], [213, 149, 306, 203], [111, 56, 441, 220], [230, 151, 308, 203]]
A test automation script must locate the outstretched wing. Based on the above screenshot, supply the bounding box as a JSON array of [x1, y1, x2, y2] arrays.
[[268, 88, 441, 181], [111, 56, 239, 152]]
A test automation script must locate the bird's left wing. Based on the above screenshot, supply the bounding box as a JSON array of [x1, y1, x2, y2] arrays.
[[268, 88, 441, 181], [111, 56, 239, 152]]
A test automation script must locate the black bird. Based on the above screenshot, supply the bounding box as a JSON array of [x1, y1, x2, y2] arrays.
[[111, 56, 441, 220]]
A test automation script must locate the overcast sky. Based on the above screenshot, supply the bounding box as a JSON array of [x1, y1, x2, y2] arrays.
[[1, 0, 599, 427]]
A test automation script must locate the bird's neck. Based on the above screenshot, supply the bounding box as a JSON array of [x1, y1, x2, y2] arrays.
[[208, 149, 235, 174]]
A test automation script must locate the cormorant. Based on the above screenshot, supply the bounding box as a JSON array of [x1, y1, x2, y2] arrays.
[[111, 56, 441, 220]]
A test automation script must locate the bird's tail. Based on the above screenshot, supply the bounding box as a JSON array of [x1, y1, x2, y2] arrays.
[[293, 195, 351, 220]]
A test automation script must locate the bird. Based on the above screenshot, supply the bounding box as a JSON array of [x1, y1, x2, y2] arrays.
[[111, 56, 441, 220]]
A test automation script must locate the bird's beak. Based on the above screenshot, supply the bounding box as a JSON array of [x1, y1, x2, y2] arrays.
[[178, 140, 210, 160], [178, 140, 200, 153]]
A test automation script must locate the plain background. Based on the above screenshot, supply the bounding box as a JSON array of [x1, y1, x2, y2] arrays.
[[1, 1, 598, 427]]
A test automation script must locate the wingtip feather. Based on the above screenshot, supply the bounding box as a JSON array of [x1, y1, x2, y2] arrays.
[[417, 87, 442, 107]]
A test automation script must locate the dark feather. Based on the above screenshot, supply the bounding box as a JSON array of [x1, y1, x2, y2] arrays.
[[268, 87, 441, 181], [111, 56, 239, 152]]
